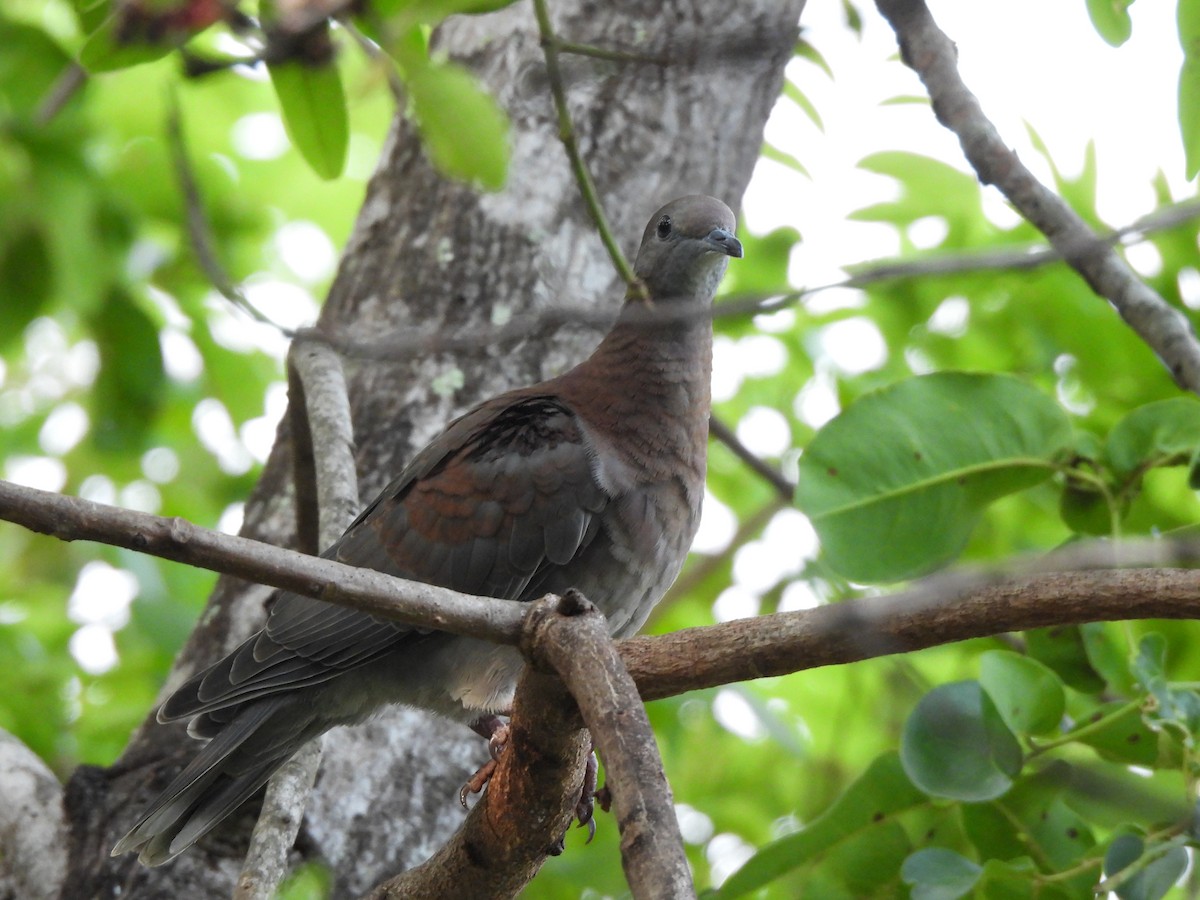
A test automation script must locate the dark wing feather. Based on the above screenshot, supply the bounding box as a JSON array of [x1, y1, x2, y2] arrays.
[[161, 394, 610, 724]]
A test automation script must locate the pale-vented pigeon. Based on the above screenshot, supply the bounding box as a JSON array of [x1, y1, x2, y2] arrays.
[[113, 195, 742, 865]]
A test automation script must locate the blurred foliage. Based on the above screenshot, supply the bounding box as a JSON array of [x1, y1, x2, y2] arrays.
[[3, 2, 1200, 899]]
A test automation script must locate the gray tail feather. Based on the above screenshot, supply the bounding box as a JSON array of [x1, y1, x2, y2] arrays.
[[112, 698, 304, 866]]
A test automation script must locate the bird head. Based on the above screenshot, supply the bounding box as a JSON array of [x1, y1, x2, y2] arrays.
[[632, 195, 743, 303]]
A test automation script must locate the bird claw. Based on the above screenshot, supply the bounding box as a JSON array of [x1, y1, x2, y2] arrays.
[[573, 750, 599, 843], [460, 715, 511, 807], [459, 758, 498, 808], [488, 722, 510, 761]]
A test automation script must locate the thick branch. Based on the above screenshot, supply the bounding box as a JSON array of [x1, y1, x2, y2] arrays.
[[367, 646, 591, 899], [524, 593, 693, 899], [874, 0, 1200, 394]]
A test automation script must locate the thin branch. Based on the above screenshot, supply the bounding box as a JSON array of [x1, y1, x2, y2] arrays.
[[523, 592, 694, 899], [874, 0, 1200, 394], [531, 0, 643, 295], [6, 479, 1200, 706], [233, 741, 322, 900], [623, 566, 1200, 701], [708, 416, 794, 501], [235, 341, 363, 899], [285, 337, 362, 554], [339, 16, 406, 103], [34, 62, 87, 125], [548, 38, 667, 66], [166, 93, 293, 333], [0, 479, 525, 644], [298, 194, 1200, 363]]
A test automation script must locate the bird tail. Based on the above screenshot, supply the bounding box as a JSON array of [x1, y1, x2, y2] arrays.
[[111, 697, 309, 866]]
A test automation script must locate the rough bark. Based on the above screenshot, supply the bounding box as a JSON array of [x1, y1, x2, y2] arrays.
[[60, 1, 804, 897]]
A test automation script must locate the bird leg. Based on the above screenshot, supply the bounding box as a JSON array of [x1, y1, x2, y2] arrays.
[[460, 714, 511, 807]]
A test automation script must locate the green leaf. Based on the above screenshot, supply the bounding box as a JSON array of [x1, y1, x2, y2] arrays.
[[760, 141, 811, 178], [88, 289, 166, 452], [1180, 1, 1200, 178], [1080, 622, 1138, 695], [901, 848, 981, 900], [900, 681, 1021, 802], [1086, 0, 1135, 46], [78, 13, 174, 73], [0, 20, 72, 117], [407, 61, 509, 190], [714, 752, 924, 898], [268, 49, 349, 180], [0, 226, 55, 347], [795, 373, 1073, 582], [811, 819, 912, 896], [979, 651, 1065, 736], [973, 858, 1068, 900], [1134, 633, 1200, 741], [852, 152, 982, 230], [783, 79, 823, 131], [1104, 833, 1188, 900], [1025, 626, 1106, 694], [1106, 397, 1200, 476], [1070, 700, 1159, 766]]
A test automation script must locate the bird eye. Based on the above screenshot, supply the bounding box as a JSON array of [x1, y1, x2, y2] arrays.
[[656, 215, 672, 239]]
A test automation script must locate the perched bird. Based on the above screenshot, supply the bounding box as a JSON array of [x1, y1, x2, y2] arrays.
[[113, 195, 742, 866]]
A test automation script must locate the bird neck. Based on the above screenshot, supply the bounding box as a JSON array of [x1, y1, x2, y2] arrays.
[[559, 299, 713, 471]]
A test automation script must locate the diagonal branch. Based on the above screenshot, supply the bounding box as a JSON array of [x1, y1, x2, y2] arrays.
[[522, 592, 694, 899], [531, 0, 643, 296], [0, 479, 525, 644], [234, 340, 363, 900], [874, 0, 1200, 394]]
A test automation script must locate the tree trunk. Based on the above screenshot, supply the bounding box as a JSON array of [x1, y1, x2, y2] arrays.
[[58, 1, 804, 896]]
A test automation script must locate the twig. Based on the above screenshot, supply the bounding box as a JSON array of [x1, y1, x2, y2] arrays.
[[708, 416, 794, 501], [531, 0, 643, 295], [34, 62, 87, 126], [874, 0, 1200, 395], [233, 741, 322, 900], [339, 17, 406, 102], [165, 92, 292, 332], [548, 38, 667, 66], [523, 592, 694, 899]]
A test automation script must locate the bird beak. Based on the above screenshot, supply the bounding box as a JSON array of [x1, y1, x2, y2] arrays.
[[705, 228, 743, 259]]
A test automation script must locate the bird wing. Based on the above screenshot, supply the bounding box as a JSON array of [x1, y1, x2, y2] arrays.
[[160, 393, 611, 723]]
